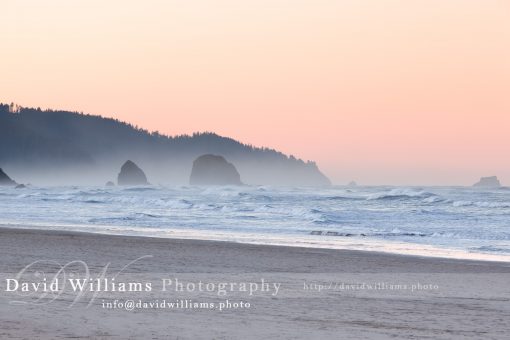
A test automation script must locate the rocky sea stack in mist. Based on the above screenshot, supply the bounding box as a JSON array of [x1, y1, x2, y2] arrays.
[[190, 155, 242, 185], [117, 161, 149, 186], [0, 168, 17, 186], [473, 176, 501, 188]]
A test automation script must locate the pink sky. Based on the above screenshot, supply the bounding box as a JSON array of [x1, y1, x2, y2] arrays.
[[1, 0, 509, 185]]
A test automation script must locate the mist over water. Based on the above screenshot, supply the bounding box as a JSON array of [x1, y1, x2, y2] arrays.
[[1, 185, 509, 259], [4, 158, 328, 187]]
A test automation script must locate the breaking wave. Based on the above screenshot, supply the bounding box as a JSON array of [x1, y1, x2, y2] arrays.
[[366, 188, 436, 201], [1, 184, 510, 256]]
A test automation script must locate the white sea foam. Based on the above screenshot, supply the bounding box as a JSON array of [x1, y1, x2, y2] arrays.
[[366, 188, 435, 201], [1, 185, 509, 260]]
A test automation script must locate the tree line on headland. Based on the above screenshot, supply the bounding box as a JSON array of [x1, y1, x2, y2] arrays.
[[0, 103, 331, 186]]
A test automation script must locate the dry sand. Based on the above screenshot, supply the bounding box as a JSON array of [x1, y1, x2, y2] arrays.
[[0, 227, 509, 339]]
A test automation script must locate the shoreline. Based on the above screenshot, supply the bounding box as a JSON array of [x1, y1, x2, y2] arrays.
[[1, 225, 509, 270], [1, 223, 510, 264]]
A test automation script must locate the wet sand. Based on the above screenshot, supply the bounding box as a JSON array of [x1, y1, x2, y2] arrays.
[[0, 227, 509, 339]]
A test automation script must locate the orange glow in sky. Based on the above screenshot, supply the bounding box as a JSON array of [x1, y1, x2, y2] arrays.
[[1, 0, 509, 185]]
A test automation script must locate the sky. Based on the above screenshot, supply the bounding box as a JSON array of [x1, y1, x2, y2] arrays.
[[1, 0, 509, 185]]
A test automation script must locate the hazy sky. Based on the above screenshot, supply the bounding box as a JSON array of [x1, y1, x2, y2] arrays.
[[1, 0, 509, 185]]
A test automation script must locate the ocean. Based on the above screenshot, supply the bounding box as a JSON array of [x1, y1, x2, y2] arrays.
[[1, 185, 509, 261]]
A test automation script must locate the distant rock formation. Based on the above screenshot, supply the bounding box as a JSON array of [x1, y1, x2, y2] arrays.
[[190, 154, 242, 185], [0, 168, 17, 186], [473, 176, 501, 188], [15, 184, 26, 189], [117, 160, 149, 186], [105, 181, 115, 187], [348, 181, 357, 187]]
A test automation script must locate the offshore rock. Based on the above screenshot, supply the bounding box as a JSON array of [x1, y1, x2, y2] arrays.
[[190, 154, 242, 185], [117, 160, 149, 186], [0, 168, 16, 186], [473, 176, 501, 188]]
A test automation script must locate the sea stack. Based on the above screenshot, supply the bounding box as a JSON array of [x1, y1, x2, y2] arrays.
[[0, 168, 17, 186], [117, 160, 149, 186], [473, 176, 501, 188], [190, 154, 242, 185]]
